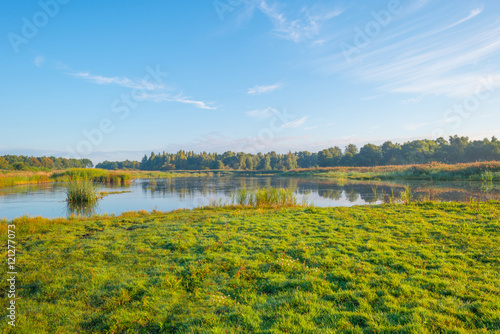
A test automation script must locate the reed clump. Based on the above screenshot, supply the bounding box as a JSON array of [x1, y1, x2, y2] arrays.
[[65, 181, 100, 204], [53, 168, 131, 184], [231, 187, 299, 207]]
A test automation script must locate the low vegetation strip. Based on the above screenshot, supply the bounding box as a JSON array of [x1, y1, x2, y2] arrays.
[[0, 169, 217, 188], [52, 169, 132, 184], [285, 161, 500, 181], [1, 202, 499, 333], [1, 162, 500, 189], [0, 171, 54, 188]]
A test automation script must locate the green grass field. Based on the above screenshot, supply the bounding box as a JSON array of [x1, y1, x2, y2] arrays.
[[1, 202, 499, 333]]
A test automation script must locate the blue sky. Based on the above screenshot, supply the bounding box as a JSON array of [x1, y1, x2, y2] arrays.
[[1, 0, 500, 162]]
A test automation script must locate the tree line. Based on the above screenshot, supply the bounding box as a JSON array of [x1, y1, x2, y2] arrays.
[[95, 135, 500, 171], [0, 155, 93, 170]]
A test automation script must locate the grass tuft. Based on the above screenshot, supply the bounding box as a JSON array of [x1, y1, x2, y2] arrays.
[[231, 187, 299, 207], [65, 181, 100, 204]]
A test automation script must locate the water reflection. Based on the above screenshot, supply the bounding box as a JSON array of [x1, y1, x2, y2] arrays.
[[0, 177, 499, 219], [67, 202, 99, 217], [138, 177, 500, 204]]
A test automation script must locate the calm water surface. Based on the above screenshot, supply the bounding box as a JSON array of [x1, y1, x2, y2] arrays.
[[0, 176, 498, 220]]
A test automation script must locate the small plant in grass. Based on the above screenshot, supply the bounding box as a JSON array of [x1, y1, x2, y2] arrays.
[[400, 186, 413, 204], [208, 198, 226, 208], [210, 293, 234, 307], [276, 256, 302, 272], [65, 181, 99, 204]]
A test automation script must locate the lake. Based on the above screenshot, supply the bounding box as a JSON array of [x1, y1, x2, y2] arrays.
[[1, 176, 498, 220]]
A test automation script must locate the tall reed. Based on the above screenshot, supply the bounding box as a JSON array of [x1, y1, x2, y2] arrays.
[[53, 168, 131, 184], [65, 181, 99, 204], [400, 186, 413, 205], [231, 187, 298, 207]]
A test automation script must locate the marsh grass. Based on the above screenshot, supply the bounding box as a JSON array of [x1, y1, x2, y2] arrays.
[[0, 169, 216, 189], [231, 187, 299, 207], [0, 170, 55, 187], [400, 186, 413, 204], [98, 190, 132, 198], [53, 168, 131, 184], [65, 181, 99, 204], [287, 161, 500, 181]]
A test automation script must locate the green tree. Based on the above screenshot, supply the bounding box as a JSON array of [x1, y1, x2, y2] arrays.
[[357, 144, 382, 166], [318, 149, 333, 167], [285, 151, 298, 170], [341, 144, 358, 166], [262, 155, 272, 171], [381, 141, 402, 165], [0, 157, 8, 169]]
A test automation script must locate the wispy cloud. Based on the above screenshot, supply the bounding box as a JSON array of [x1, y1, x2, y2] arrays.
[[34, 55, 44, 67], [401, 96, 423, 105], [167, 95, 217, 110], [436, 7, 483, 32], [245, 107, 278, 119], [361, 94, 384, 101], [248, 83, 282, 95], [332, 5, 500, 98], [245, 0, 342, 43], [67, 70, 216, 110], [69, 71, 163, 91], [283, 115, 309, 128], [133, 92, 216, 110], [402, 0, 433, 16]]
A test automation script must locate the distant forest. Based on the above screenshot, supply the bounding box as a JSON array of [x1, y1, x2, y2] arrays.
[[1, 136, 498, 172], [0, 155, 93, 171], [95, 135, 500, 171]]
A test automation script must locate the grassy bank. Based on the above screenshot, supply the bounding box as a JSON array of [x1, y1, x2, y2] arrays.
[[0, 169, 217, 188], [1, 202, 499, 333], [2, 161, 499, 189], [284, 161, 500, 181], [0, 170, 55, 188]]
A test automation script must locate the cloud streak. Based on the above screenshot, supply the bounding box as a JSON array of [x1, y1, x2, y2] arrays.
[[245, 107, 278, 119], [332, 5, 500, 98], [283, 116, 308, 128], [134, 92, 217, 110], [67, 70, 216, 110], [243, 0, 342, 43], [69, 72, 163, 91], [248, 83, 281, 95]]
